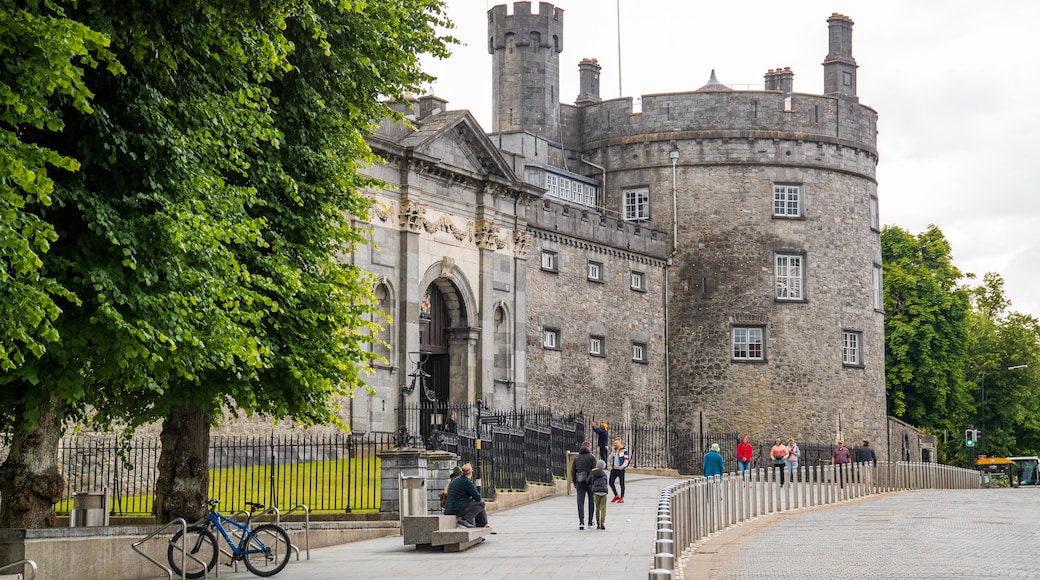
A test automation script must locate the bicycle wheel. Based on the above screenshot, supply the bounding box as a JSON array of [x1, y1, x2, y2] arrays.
[[168, 525, 218, 579], [242, 523, 292, 577]]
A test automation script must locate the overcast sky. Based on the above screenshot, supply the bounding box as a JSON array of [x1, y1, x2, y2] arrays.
[[421, 0, 1040, 318]]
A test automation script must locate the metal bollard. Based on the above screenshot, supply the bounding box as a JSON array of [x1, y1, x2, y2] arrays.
[[656, 527, 673, 541], [648, 569, 672, 580], [654, 552, 675, 571]]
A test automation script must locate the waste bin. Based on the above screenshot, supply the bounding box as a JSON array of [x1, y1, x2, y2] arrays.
[[399, 475, 426, 518], [70, 489, 110, 527]]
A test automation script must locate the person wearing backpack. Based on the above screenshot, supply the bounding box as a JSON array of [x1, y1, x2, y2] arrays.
[[572, 441, 596, 530], [608, 437, 630, 503]]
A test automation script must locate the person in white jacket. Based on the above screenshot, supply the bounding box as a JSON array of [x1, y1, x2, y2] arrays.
[[607, 437, 631, 503]]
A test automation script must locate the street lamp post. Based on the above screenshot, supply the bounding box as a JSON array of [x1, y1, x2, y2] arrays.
[[981, 364, 1028, 456]]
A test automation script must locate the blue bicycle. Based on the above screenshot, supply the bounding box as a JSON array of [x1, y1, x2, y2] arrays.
[[168, 499, 291, 578]]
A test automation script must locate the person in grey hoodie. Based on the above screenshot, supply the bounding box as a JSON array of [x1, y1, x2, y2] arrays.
[[589, 459, 610, 529]]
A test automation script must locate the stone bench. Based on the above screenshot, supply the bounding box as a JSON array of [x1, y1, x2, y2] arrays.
[[402, 515, 490, 552]]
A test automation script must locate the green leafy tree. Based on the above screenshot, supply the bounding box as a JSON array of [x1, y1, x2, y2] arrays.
[[965, 274, 1040, 459], [881, 225, 972, 446], [0, 0, 454, 526]]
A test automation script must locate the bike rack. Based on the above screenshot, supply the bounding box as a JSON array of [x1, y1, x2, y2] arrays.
[[280, 504, 311, 560], [0, 559, 38, 580], [131, 517, 210, 579]]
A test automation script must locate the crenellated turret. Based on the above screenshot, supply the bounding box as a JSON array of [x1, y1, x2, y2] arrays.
[[488, 2, 565, 137]]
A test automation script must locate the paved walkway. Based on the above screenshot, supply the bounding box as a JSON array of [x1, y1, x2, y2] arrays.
[[688, 487, 1040, 579], [217, 474, 684, 580], [214, 481, 1040, 580]]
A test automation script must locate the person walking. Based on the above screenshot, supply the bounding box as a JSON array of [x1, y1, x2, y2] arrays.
[[736, 436, 753, 483], [770, 437, 789, 486], [855, 439, 878, 484], [608, 437, 630, 503], [831, 440, 852, 488], [785, 438, 801, 484], [572, 441, 597, 530], [703, 443, 725, 478], [591, 420, 610, 463], [590, 459, 610, 529], [443, 410, 457, 434]]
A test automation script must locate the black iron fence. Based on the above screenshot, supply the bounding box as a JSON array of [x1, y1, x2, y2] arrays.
[[1, 432, 392, 516]]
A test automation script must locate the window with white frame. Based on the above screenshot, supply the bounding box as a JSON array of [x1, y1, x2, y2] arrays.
[[775, 254, 804, 300], [632, 342, 648, 363], [545, 173, 559, 198], [590, 336, 605, 356], [543, 328, 560, 350], [588, 260, 603, 282], [623, 187, 650, 221], [630, 271, 646, 292], [869, 197, 880, 231], [541, 250, 557, 272], [773, 184, 801, 217], [733, 327, 764, 361], [872, 264, 883, 311], [843, 330, 863, 366], [559, 177, 571, 202]]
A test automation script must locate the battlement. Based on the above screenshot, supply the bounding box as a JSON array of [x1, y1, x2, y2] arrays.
[[578, 89, 877, 156], [526, 197, 668, 263], [488, 2, 564, 53]]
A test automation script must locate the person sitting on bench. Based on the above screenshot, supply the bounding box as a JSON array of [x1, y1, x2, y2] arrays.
[[443, 463, 488, 528]]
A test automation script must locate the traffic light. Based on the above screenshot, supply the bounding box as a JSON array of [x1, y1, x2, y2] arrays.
[[965, 429, 977, 447]]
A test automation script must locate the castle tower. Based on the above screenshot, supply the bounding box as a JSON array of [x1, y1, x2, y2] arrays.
[[823, 13, 857, 97], [488, 2, 564, 137]]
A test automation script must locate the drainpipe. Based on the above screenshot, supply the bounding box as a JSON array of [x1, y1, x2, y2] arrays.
[[665, 143, 680, 461]]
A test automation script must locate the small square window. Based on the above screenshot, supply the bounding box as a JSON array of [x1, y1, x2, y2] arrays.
[[632, 343, 648, 363], [590, 336, 605, 357], [543, 328, 560, 350], [588, 261, 603, 282], [773, 184, 801, 217], [843, 330, 863, 366], [541, 251, 557, 272], [630, 271, 646, 292], [733, 327, 765, 361]]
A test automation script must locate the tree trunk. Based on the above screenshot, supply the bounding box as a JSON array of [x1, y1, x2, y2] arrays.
[[0, 394, 66, 528], [154, 399, 212, 524]]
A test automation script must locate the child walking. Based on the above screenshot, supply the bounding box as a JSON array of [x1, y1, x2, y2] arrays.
[[590, 459, 610, 529]]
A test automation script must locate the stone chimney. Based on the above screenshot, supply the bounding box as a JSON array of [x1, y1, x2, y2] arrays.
[[576, 58, 601, 105], [417, 94, 448, 119], [822, 13, 857, 97]]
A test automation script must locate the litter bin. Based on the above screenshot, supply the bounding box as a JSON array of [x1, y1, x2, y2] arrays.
[[399, 475, 426, 518], [70, 489, 109, 527]]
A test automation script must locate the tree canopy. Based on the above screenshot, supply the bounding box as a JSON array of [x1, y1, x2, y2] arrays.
[[0, 0, 455, 526]]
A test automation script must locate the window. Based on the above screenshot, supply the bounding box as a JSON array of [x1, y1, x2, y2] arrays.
[[623, 187, 650, 221], [590, 336, 605, 357], [587, 261, 603, 282], [545, 173, 559, 198], [541, 171, 598, 209], [541, 251, 557, 272], [632, 342, 648, 363], [733, 327, 764, 361], [843, 330, 863, 366], [775, 254, 804, 300], [559, 177, 571, 202], [773, 184, 801, 217], [543, 328, 560, 350], [869, 197, 880, 231], [872, 265, 883, 311], [630, 271, 646, 292]]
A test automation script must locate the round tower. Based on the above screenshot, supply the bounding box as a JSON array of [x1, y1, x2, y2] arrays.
[[488, 1, 564, 138], [574, 17, 885, 451]]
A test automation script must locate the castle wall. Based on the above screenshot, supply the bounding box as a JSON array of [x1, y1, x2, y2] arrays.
[[524, 199, 669, 422]]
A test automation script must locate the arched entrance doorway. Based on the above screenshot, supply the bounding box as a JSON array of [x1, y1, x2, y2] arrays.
[[417, 281, 468, 443]]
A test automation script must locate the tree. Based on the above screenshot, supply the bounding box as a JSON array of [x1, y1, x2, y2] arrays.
[[0, 0, 123, 528], [881, 225, 972, 440], [0, 0, 455, 526], [965, 274, 1040, 458]]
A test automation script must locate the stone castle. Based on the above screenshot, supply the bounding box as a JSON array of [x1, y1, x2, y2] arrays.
[[351, 2, 887, 456]]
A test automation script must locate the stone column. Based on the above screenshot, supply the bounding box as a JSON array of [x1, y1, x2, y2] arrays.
[[378, 448, 460, 515]]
